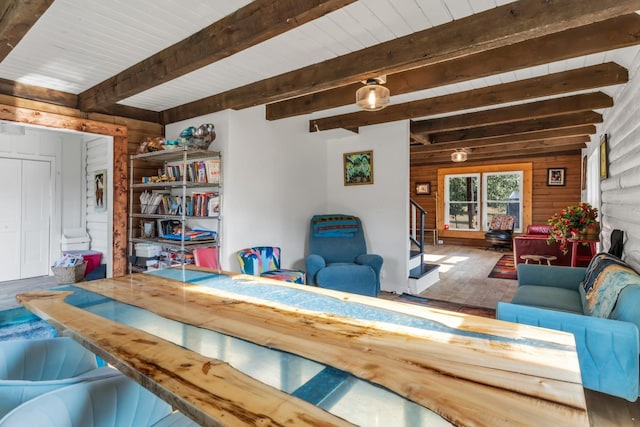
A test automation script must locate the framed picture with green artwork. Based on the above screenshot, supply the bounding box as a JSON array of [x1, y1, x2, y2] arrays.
[[343, 150, 373, 186]]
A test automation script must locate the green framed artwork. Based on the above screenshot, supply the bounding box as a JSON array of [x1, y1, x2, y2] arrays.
[[343, 150, 373, 186]]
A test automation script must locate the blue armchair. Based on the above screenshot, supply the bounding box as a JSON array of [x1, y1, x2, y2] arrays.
[[305, 214, 383, 297]]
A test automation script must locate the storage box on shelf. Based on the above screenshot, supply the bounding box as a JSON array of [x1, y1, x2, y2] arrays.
[[128, 147, 222, 273]]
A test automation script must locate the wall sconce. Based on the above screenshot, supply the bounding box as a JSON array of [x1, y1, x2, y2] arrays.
[[451, 149, 468, 162], [355, 76, 390, 111]]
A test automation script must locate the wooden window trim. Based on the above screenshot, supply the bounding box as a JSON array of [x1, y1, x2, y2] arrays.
[[437, 163, 532, 240]]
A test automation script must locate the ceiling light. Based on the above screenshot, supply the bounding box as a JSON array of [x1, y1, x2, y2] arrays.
[[451, 149, 468, 162], [355, 77, 390, 111]]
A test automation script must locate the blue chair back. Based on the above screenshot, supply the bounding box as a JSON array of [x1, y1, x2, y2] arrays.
[[308, 216, 367, 262]]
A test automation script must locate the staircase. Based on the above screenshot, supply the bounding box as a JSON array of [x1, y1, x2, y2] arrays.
[[408, 199, 440, 295]]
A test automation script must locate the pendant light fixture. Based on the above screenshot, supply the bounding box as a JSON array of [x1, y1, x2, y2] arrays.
[[451, 149, 468, 162], [355, 76, 390, 111]]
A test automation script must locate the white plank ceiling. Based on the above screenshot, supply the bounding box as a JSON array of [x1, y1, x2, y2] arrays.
[[0, 0, 639, 121]]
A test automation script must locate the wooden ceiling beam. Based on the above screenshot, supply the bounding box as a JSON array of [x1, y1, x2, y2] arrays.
[[430, 111, 602, 144], [0, 78, 160, 123], [410, 91, 614, 136], [163, 0, 640, 124], [410, 133, 432, 145], [267, 14, 640, 120], [412, 125, 596, 153], [411, 146, 585, 167], [310, 63, 620, 132], [412, 138, 588, 164], [0, 0, 53, 62], [0, 77, 77, 108], [78, 0, 358, 112]]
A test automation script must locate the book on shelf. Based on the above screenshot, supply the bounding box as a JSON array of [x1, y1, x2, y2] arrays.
[[204, 159, 220, 184], [140, 190, 169, 214]]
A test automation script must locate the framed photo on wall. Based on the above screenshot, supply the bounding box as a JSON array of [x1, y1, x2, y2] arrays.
[[343, 150, 373, 186], [415, 182, 431, 195], [547, 168, 566, 186], [581, 155, 588, 190], [94, 169, 107, 212], [600, 133, 609, 181]]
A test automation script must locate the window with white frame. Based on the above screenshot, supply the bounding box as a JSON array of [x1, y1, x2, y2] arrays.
[[482, 171, 523, 232], [445, 174, 480, 231], [445, 171, 523, 232]]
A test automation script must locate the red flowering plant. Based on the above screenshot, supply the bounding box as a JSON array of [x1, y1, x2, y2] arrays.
[[546, 202, 599, 254]]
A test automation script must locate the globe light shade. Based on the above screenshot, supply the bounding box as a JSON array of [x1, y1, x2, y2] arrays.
[[356, 80, 390, 111], [451, 149, 468, 162]]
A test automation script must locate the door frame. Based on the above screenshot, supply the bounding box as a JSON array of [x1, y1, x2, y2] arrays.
[[0, 104, 129, 276]]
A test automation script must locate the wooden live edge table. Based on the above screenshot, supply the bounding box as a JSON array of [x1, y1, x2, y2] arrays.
[[17, 267, 589, 427]]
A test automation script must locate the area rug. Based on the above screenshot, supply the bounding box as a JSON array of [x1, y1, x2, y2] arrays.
[[391, 293, 496, 318], [488, 254, 517, 280]]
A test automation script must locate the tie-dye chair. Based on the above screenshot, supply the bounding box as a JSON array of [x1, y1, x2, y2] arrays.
[[236, 246, 305, 284]]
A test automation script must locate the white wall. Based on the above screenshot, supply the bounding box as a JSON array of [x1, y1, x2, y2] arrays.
[[166, 108, 411, 293], [326, 122, 410, 292], [588, 49, 640, 270]]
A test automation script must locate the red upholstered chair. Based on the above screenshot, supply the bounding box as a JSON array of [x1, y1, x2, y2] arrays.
[[193, 247, 219, 270]]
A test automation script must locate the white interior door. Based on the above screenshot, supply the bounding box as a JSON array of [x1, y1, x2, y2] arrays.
[[0, 158, 51, 281], [0, 158, 21, 281], [21, 160, 51, 277]]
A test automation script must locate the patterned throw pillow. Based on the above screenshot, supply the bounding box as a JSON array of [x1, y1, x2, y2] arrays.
[[580, 252, 640, 317], [489, 215, 515, 231]]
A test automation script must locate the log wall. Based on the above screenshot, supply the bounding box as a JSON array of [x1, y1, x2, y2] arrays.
[[599, 50, 640, 271], [411, 154, 582, 247]]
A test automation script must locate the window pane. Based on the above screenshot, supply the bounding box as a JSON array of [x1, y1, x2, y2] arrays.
[[449, 203, 478, 229], [446, 174, 479, 231], [448, 176, 478, 201], [484, 172, 522, 231]]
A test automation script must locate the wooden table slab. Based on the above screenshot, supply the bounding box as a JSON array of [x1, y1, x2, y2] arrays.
[[18, 269, 589, 426]]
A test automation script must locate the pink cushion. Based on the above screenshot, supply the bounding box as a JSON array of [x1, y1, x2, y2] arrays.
[[526, 225, 551, 235]]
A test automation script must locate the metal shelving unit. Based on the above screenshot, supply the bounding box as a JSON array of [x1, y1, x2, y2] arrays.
[[128, 147, 222, 272]]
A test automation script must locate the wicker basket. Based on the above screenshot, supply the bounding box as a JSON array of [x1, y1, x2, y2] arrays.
[[51, 261, 87, 284]]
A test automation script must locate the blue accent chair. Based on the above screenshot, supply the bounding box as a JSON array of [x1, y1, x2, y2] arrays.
[[305, 215, 383, 297], [0, 337, 119, 418]]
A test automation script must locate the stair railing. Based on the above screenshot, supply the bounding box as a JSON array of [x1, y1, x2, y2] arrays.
[[410, 198, 426, 263]]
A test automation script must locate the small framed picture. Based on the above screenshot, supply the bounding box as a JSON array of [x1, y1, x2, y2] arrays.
[[415, 182, 431, 195], [599, 133, 609, 181], [547, 168, 566, 186], [140, 220, 156, 238], [581, 155, 587, 190], [343, 150, 373, 186], [94, 169, 107, 212]]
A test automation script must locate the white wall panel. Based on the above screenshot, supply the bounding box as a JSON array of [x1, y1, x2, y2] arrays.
[[84, 135, 112, 276]]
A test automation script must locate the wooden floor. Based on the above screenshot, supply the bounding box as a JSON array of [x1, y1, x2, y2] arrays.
[[2, 246, 640, 426], [0, 275, 59, 311]]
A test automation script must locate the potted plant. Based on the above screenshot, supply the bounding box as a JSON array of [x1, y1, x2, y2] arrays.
[[547, 203, 599, 254]]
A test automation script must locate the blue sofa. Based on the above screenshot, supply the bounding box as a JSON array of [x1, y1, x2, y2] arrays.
[[305, 214, 383, 297], [497, 252, 640, 401]]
